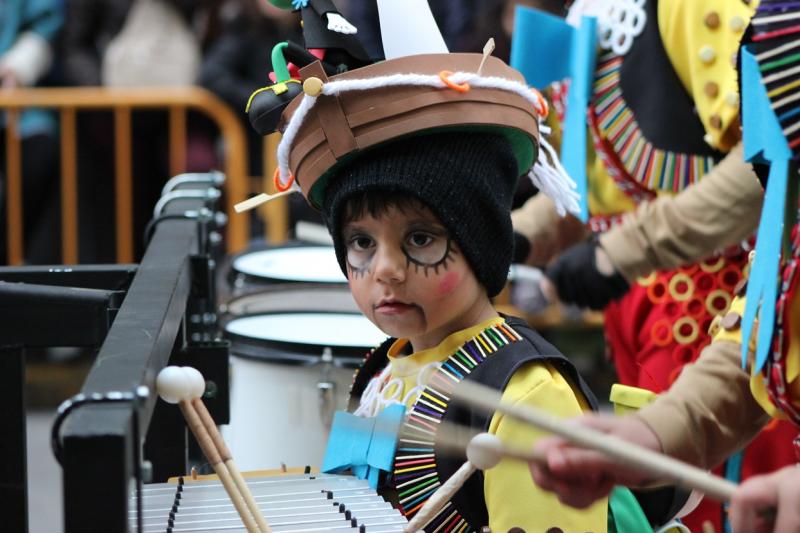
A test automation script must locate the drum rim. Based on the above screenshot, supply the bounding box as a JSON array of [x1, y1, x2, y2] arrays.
[[219, 283, 358, 320], [229, 243, 346, 285], [224, 310, 386, 362]]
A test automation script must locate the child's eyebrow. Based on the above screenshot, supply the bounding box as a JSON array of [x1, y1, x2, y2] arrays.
[[341, 222, 369, 235], [406, 218, 448, 232]]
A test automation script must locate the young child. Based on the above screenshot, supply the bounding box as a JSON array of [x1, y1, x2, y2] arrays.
[[266, 53, 609, 531]]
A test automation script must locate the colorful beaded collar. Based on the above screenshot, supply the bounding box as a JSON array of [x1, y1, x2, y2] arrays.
[[392, 322, 523, 531], [589, 51, 716, 200]]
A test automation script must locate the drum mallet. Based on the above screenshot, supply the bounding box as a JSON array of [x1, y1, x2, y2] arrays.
[[450, 379, 739, 503], [403, 432, 509, 533], [157, 366, 272, 533]]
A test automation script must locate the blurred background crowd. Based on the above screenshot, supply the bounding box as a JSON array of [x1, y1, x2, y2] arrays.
[[0, 0, 563, 267]]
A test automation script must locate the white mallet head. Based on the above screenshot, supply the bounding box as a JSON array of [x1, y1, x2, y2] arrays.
[[156, 366, 192, 404], [181, 366, 206, 399], [466, 433, 503, 470]]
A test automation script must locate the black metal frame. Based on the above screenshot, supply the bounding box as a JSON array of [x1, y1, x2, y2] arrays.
[[0, 267, 134, 533], [57, 187, 229, 532], [0, 345, 26, 533]]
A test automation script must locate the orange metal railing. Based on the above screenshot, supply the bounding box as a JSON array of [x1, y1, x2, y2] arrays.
[[0, 87, 287, 265]]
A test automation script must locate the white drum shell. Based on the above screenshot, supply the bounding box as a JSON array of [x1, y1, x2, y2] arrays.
[[223, 312, 387, 471], [225, 356, 356, 471]]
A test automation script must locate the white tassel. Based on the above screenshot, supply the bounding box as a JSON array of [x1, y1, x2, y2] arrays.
[[529, 124, 581, 217]]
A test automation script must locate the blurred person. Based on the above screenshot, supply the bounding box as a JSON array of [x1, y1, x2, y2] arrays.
[[61, 0, 214, 261], [511, 1, 799, 530], [199, 0, 298, 175], [0, 0, 63, 264], [198, 0, 321, 235]]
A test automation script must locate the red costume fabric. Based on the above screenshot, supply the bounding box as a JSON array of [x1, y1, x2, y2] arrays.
[[604, 254, 799, 531]]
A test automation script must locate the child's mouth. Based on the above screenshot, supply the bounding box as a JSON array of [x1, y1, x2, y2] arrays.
[[374, 300, 416, 315]]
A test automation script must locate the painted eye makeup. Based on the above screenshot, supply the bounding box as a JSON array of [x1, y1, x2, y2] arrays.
[[345, 233, 374, 276], [403, 230, 456, 276]]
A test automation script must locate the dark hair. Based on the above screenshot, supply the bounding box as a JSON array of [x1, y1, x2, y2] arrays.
[[340, 189, 430, 226]]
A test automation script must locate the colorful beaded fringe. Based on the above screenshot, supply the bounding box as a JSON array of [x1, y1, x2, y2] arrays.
[[766, 222, 800, 425], [750, 1, 800, 159], [589, 53, 715, 199], [392, 322, 523, 532]]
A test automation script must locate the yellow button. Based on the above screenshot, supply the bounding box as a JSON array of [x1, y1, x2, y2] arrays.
[[699, 45, 716, 64], [726, 91, 739, 107], [730, 16, 746, 32], [302, 77, 324, 97]]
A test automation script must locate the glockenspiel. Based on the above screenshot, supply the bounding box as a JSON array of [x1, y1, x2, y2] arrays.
[[130, 473, 408, 532]]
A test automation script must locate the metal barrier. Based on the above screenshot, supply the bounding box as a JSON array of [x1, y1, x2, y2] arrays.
[[0, 87, 288, 265]]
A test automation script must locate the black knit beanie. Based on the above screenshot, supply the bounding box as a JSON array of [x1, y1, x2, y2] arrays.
[[322, 131, 520, 297]]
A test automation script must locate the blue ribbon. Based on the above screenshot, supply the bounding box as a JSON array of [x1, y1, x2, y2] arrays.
[[740, 46, 793, 372], [321, 404, 406, 489], [511, 7, 597, 222], [291, 0, 309, 9]]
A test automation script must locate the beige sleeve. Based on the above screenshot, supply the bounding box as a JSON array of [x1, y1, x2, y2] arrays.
[[511, 193, 588, 267], [634, 340, 770, 469], [599, 143, 763, 281]]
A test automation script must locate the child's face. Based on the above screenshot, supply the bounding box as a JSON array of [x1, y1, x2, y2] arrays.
[[342, 204, 492, 352]]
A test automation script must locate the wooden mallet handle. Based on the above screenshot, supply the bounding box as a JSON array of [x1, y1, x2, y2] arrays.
[[451, 380, 738, 503]]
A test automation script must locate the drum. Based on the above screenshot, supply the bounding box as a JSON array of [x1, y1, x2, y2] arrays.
[[223, 311, 387, 471], [220, 284, 360, 319], [229, 245, 346, 296]]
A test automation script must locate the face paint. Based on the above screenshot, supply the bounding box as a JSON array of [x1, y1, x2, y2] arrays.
[[437, 271, 461, 296], [342, 205, 493, 351], [344, 232, 374, 278], [404, 236, 456, 277]]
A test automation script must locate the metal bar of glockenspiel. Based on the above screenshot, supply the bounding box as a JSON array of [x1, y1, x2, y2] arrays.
[[134, 481, 373, 509], [131, 475, 406, 533], [136, 492, 388, 519]]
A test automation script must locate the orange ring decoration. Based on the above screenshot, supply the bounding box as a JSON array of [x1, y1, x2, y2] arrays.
[[717, 264, 742, 292], [683, 295, 705, 319], [651, 318, 674, 347], [531, 88, 549, 118], [673, 316, 700, 345], [699, 256, 725, 273], [673, 344, 695, 364], [438, 70, 470, 93], [705, 289, 732, 315], [646, 279, 669, 304], [667, 273, 694, 302], [274, 167, 295, 192]]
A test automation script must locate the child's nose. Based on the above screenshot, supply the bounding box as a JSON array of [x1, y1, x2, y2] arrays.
[[373, 245, 406, 284]]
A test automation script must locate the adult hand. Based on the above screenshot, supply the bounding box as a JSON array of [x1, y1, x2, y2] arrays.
[[729, 465, 800, 533], [529, 414, 663, 509], [544, 238, 629, 310]]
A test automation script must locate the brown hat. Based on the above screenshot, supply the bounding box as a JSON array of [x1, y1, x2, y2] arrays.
[[274, 52, 547, 210]]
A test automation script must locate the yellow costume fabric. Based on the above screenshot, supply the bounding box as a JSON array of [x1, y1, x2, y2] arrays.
[[658, 0, 757, 151], [585, 0, 757, 216], [380, 317, 608, 532]]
